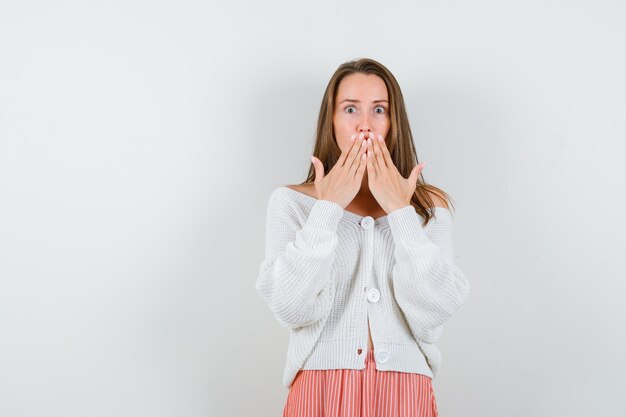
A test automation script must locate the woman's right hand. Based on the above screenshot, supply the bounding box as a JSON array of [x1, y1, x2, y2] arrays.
[[310, 132, 369, 209]]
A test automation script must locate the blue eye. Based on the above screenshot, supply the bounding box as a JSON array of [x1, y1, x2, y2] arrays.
[[344, 105, 386, 114]]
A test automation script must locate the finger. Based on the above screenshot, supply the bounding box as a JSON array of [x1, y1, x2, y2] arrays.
[[376, 134, 394, 169], [369, 133, 386, 174], [408, 164, 420, 187], [371, 132, 387, 172], [349, 134, 369, 177], [366, 139, 378, 179], [355, 149, 367, 180], [410, 162, 426, 184], [338, 133, 359, 167], [346, 133, 367, 171], [311, 155, 325, 180]]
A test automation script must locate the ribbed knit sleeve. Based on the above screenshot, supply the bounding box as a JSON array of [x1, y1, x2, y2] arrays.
[[387, 205, 470, 343], [255, 189, 345, 329]]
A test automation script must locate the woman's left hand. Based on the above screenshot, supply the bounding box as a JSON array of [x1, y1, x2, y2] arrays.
[[365, 132, 426, 214]]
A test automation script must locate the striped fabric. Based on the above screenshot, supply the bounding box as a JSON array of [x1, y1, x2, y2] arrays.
[[282, 348, 439, 417]]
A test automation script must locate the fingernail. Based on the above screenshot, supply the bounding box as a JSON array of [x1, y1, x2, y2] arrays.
[[378, 134, 383, 142], [351, 134, 356, 141], [359, 132, 365, 140]]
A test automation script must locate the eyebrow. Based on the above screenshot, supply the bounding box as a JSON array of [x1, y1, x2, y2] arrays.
[[339, 99, 389, 104]]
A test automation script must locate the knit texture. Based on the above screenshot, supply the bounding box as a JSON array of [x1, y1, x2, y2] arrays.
[[255, 186, 470, 389]]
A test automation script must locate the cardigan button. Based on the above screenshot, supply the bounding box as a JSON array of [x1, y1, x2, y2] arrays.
[[360, 216, 374, 229], [376, 349, 389, 363], [366, 288, 380, 303]]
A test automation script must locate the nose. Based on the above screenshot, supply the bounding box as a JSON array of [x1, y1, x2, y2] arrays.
[[358, 115, 373, 134]]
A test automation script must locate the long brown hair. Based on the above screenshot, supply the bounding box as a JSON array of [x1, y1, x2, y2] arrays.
[[301, 57, 455, 226]]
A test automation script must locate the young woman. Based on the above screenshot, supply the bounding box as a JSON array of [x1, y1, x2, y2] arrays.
[[255, 58, 470, 417]]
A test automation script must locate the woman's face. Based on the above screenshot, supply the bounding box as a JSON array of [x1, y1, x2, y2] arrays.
[[333, 72, 391, 154]]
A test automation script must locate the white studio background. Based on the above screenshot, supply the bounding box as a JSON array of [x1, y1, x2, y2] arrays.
[[1, 1, 625, 416]]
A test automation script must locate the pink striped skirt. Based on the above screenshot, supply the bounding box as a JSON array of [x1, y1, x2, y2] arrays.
[[282, 348, 439, 417]]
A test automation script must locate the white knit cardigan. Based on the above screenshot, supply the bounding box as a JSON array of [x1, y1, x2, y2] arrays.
[[255, 186, 470, 389]]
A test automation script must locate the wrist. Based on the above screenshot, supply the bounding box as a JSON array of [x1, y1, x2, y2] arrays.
[[386, 201, 412, 214]]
